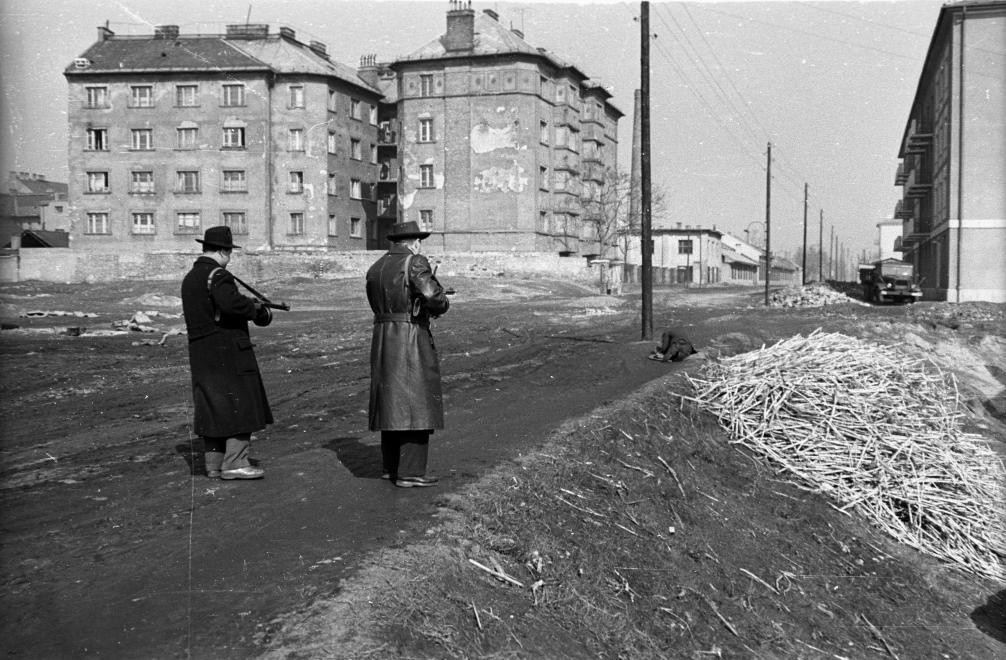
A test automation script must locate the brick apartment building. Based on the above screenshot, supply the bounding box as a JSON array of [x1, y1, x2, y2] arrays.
[[894, 0, 1006, 302], [65, 23, 384, 253], [64, 3, 622, 257]]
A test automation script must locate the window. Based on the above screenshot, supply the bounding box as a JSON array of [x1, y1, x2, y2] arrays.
[[420, 74, 433, 96], [176, 127, 198, 149], [288, 128, 304, 151], [85, 212, 109, 234], [176, 85, 198, 107], [369, 105, 378, 125], [86, 171, 109, 193], [350, 217, 362, 237], [327, 132, 337, 154], [350, 98, 361, 120], [289, 212, 305, 235], [419, 118, 433, 142], [176, 211, 201, 232], [131, 212, 155, 234], [131, 171, 154, 194], [222, 170, 246, 193], [131, 128, 153, 150], [419, 164, 434, 188], [222, 211, 247, 234], [540, 121, 549, 145], [327, 172, 337, 195], [370, 143, 378, 164], [678, 239, 693, 255], [289, 85, 304, 108], [350, 138, 362, 160], [130, 85, 153, 107], [86, 128, 108, 151], [350, 178, 362, 199], [222, 84, 245, 106], [176, 171, 200, 193], [288, 171, 304, 193], [85, 86, 107, 108], [539, 166, 549, 190], [327, 89, 337, 111], [419, 209, 433, 229], [327, 214, 338, 236], [222, 126, 245, 148]]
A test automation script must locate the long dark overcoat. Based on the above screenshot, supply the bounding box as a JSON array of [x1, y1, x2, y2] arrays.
[[366, 246, 450, 431], [181, 256, 273, 437]]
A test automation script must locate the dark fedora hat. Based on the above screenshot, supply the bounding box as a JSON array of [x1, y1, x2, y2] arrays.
[[195, 226, 241, 250], [386, 221, 430, 241]]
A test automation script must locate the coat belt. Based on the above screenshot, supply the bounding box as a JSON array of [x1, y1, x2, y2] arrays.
[[373, 313, 426, 325]]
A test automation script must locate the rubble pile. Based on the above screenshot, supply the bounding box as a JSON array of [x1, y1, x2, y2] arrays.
[[766, 282, 861, 308], [684, 329, 1006, 580], [908, 301, 1006, 329]]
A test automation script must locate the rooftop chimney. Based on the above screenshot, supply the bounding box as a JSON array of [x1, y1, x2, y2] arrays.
[[226, 24, 269, 39], [279, 26, 296, 41], [309, 40, 328, 57], [358, 54, 380, 87], [483, 9, 499, 21], [444, 0, 475, 52], [154, 25, 179, 39], [97, 24, 114, 41]]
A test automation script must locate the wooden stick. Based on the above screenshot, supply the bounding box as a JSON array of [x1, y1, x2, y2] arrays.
[[468, 558, 524, 588], [657, 455, 687, 498]]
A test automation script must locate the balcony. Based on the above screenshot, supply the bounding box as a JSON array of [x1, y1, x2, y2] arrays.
[[581, 124, 604, 143], [377, 160, 398, 183], [377, 122, 398, 147], [905, 119, 932, 154], [894, 162, 908, 185], [905, 168, 932, 198], [894, 199, 914, 219]]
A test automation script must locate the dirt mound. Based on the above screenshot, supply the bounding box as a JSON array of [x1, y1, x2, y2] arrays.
[[767, 282, 864, 308]]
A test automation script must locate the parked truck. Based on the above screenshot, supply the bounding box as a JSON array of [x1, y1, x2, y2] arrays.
[[858, 258, 923, 304]]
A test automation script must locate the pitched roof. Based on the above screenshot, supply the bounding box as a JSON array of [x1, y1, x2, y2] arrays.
[[67, 37, 267, 74], [230, 37, 379, 93], [397, 11, 585, 80], [65, 32, 379, 94]]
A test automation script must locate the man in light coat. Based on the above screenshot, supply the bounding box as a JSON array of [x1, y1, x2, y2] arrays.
[[366, 221, 450, 488], [181, 226, 274, 480]]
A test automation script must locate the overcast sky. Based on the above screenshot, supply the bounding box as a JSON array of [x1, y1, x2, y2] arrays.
[[0, 0, 945, 258]]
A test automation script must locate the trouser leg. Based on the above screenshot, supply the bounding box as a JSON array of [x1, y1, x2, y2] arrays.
[[223, 433, 252, 470], [381, 431, 401, 478], [204, 437, 225, 477], [396, 430, 430, 479]]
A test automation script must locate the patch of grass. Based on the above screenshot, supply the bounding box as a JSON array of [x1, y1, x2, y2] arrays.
[[263, 372, 1001, 659]]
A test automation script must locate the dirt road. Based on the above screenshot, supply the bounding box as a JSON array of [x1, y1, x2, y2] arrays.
[[1, 278, 1003, 658]]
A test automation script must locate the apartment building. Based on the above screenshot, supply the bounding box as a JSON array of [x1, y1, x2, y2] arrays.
[[64, 24, 383, 252], [894, 0, 1006, 302], [65, 4, 621, 257], [381, 3, 622, 255]]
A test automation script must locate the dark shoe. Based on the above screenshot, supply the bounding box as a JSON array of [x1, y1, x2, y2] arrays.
[[394, 476, 439, 488], [206, 470, 221, 479], [221, 466, 265, 480]]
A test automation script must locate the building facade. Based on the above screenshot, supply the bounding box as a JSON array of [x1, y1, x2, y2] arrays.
[[63, 4, 621, 258], [894, 0, 1006, 302], [64, 24, 383, 252], [386, 4, 622, 255]]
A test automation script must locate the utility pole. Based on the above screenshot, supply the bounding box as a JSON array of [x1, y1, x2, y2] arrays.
[[829, 225, 835, 280], [640, 1, 653, 340], [764, 142, 772, 305], [818, 210, 823, 282], [801, 182, 808, 285]]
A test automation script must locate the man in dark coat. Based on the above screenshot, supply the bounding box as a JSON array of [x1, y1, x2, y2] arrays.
[[366, 221, 450, 488], [181, 226, 274, 480]]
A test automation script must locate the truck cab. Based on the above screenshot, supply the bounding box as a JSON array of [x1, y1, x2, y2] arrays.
[[859, 258, 923, 304]]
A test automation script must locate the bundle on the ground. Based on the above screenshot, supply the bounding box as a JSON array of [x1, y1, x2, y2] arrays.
[[684, 329, 1006, 580]]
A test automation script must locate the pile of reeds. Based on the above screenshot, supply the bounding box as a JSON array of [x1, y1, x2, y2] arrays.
[[684, 329, 1006, 580]]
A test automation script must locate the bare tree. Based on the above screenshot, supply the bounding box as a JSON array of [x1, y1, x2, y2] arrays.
[[580, 167, 668, 263]]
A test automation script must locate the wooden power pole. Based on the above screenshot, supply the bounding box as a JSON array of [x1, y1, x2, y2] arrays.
[[640, 1, 653, 340], [764, 142, 771, 305], [801, 182, 808, 285]]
